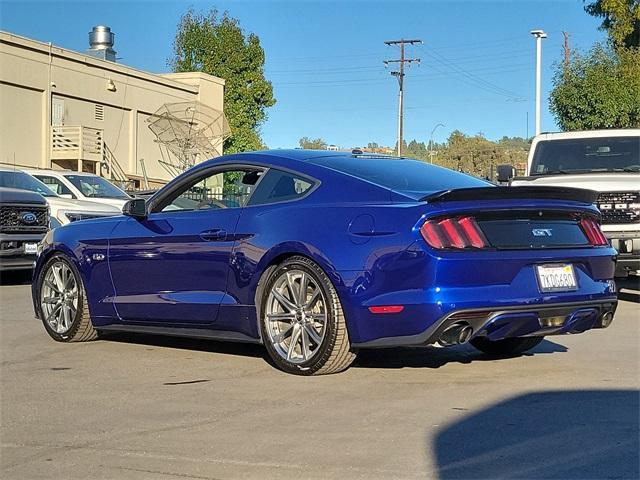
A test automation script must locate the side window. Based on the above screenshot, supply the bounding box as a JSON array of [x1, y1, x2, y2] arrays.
[[157, 168, 262, 213], [36, 176, 74, 197], [248, 169, 314, 206]]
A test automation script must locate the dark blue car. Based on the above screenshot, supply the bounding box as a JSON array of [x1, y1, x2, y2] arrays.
[[32, 150, 618, 375]]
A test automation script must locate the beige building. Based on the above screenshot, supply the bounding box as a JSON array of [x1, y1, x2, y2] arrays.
[[0, 27, 226, 188]]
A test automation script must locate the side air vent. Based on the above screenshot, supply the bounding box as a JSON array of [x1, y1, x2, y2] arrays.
[[94, 104, 104, 121]]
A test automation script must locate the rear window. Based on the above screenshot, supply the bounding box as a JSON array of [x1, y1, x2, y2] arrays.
[[531, 136, 640, 175], [248, 169, 314, 206], [308, 157, 491, 198]]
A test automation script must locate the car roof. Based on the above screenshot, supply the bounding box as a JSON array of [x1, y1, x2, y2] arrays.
[[535, 129, 640, 141], [244, 149, 364, 162], [197, 149, 397, 170], [23, 168, 96, 176], [0, 167, 33, 173]]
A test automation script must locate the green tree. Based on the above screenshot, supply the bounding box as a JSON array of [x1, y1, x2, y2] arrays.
[[406, 140, 427, 158], [171, 9, 276, 153], [549, 43, 640, 130], [584, 0, 640, 47], [298, 137, 328, 150]]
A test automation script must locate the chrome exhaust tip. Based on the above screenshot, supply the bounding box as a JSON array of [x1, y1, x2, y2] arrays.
[[458, 325, 474, 343], [600, 311, 614, 328], [438, 322, 474, 346]]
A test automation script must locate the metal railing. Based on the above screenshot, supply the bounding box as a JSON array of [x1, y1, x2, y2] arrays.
[[101, 142, 131, 187], [50, 126, 104, 162]]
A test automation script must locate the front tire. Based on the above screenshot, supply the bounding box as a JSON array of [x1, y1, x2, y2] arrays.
[[260, 256, 356, 375], [37, 254, 98, 342], [470, 336, 543, 356]]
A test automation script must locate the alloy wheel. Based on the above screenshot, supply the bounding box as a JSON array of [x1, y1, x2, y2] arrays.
[[264, 269, 327, 364], [40, 260, 79, 334]]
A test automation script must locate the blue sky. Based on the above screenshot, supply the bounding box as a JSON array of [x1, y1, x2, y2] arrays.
[[1, 0, 606, 148]]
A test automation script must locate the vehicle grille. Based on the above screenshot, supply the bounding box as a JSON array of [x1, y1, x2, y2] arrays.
[[0, 204, 49, 233], [596, 191, 640, 224]]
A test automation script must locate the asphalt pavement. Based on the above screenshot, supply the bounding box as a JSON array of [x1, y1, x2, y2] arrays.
[[1, 272, 638, 479]]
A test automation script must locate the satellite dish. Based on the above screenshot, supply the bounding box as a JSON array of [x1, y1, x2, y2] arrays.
[[147, 101, 231, 174]]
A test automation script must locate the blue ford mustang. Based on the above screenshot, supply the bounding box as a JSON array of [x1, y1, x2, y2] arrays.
[[32, 150, 618, 375]]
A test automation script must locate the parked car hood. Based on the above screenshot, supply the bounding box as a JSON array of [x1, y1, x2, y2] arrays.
[[46, 196, 120, 213], [0, 187, 47, 205], [511, 173, 640, 192], [77, 197, 129, 210]]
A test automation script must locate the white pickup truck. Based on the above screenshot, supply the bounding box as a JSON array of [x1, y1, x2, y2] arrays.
[[499, 129, 639, 278]]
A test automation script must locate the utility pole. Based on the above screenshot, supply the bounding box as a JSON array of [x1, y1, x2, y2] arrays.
[[384, 39, 421, 156], [530, 30, 547, 136]]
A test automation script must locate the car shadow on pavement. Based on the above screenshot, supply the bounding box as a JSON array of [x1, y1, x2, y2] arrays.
[[101, 332, 267, 360], [353, 340, 567, 370], [432, 389, 639, 479]]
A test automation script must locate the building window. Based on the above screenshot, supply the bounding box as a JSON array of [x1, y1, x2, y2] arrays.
[[94, 104, 104, 121]]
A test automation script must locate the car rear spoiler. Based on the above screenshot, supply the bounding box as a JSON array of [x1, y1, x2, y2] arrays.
[[422, 186, 598, 204]]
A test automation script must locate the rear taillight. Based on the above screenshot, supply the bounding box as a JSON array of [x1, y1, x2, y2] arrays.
[[420, 216, 488, 249], [580, 218, 608, 246]]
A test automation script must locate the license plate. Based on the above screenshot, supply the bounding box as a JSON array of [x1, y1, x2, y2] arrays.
[[536, 264, 578, 292], [24, 243, 38, 254]]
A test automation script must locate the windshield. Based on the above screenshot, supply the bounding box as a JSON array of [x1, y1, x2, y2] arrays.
[[309, 156, 491, 198], [64, 174, 130, 199], [0, 171, 58, 197], [531, 136, 640, 175]]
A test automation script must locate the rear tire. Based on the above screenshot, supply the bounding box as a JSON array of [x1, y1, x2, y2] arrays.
[[37, 254, 98, 342], [259, 256, 356, 375], [470, 336, 543, 356]]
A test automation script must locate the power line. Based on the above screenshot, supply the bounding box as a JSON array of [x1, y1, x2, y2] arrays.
[[384, 38, 422, 156], [420, 45, 526, 100], [273, 63, 530, 87], [267, 51, 530, 76], [265, 34, 530, 64]]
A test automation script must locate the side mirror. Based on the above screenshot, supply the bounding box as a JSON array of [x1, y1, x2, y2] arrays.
[[496, 164, 516, 183], [59, 193, 74, 199], [122, 198, 147, 219]]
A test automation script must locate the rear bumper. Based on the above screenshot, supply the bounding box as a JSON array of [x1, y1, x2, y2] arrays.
[[340, 241, 619, 346], [352, 300, 617, 348]]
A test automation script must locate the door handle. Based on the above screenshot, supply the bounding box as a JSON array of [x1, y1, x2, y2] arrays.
[[199, 229, 227, 241]]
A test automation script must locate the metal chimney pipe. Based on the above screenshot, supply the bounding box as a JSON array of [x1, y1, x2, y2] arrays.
[[89, 26, 114, 50], [87, 26, 117, 62]]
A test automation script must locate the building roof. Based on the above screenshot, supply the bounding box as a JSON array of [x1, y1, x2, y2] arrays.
[[0, 30, 225, 93]]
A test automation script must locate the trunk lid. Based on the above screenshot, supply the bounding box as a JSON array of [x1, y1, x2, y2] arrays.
[[420, 187, 602, 251]]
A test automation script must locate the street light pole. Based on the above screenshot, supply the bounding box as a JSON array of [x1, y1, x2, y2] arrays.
[[429, 123, 445, 164], [530, 29, 547, 136]]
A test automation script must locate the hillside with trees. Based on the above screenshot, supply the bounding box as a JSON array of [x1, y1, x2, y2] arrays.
[[299, 134, 530, 179], [399, 132, 530, 178]]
